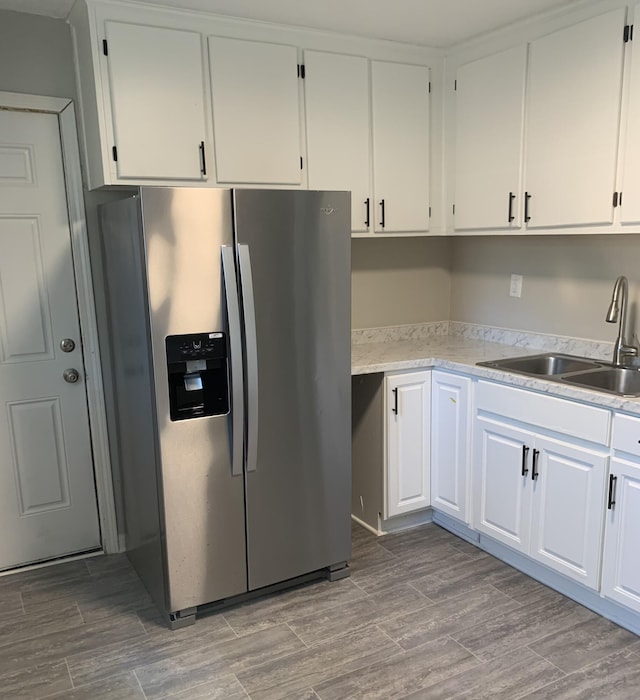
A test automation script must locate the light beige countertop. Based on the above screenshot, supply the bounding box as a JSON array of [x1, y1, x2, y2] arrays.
[[351, 326, 640, 417]]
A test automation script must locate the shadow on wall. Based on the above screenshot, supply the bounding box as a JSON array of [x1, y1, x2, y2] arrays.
[[351, 236, 453, 330], [450, 234, 640, 342]]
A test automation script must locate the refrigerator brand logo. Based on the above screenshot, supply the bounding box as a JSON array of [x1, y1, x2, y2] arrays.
[[320, 207, 336, 215]]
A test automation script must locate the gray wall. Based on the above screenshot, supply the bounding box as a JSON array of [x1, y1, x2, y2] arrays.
[[0, 10, 77, 99], [352, 237, 452, 328], [451, 235, 640, 341]]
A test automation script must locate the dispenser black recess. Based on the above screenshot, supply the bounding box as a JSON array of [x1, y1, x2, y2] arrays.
[[166, 332, 229, 421]]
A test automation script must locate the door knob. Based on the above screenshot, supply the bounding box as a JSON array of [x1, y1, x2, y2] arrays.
[[60, 338, 76, 353], [63, 368, 80, 384]]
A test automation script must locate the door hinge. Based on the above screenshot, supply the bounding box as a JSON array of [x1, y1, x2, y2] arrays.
[[112, 145, 118, 162], [624, 24, 634, 43], [297, 64, 306, 79], [102, 39, 108, 56]]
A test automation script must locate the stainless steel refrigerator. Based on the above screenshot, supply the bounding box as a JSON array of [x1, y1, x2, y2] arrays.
[[99, 187, 351, 628]]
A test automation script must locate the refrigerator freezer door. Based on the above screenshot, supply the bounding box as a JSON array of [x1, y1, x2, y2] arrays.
[[140, 187, 248, 612], [233, 189, 352, 591]]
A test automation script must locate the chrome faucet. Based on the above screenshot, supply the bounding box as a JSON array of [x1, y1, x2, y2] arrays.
[[606, 275, 639, 366]]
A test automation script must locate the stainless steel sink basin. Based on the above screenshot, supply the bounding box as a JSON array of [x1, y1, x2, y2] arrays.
[[478, 353, 603, 376], [561, 367, 640, 397]]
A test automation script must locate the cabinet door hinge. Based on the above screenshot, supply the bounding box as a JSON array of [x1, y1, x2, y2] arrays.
[[624, 24, 634, 43], [112, 145, 118, 162], [297, 64, 306, 79], [102, 39, 108, 56]]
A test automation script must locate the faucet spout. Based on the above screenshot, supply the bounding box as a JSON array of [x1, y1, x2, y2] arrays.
[[607, 275, 638, 366]]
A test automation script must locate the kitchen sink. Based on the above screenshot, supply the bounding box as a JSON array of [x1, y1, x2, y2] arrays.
[[478, 353, 603, 376], [561, 367, 640, 397], [478, 352, 640, 397]]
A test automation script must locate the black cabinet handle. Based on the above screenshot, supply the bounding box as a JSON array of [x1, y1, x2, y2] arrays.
[[524, 191, 531, 223], [608, 474, 618, 510], [365, 198, 370, 228], [531, 449, 540, 480], [199, 141, 207, 176], [391, 387, 398, 415], [508, 192, 516, 223], [380, 199, 385, 229], [521, 445, 530, 476]]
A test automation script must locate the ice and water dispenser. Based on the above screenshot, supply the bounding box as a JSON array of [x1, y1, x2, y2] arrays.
[[166, 332, 229, 421]]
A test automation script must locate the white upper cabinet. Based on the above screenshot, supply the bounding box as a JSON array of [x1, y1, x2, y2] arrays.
[[454, 45, 527, 231], [524, 8, 626, 229], [304, 51, 371, 233], [620, 4, 640, 225], [372, 61, 430, 233], [208, 37, 302, 185], [104, 21, 208, 181]]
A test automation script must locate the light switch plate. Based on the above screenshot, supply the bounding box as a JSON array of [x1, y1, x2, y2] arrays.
[[510, 274, 523, 298]]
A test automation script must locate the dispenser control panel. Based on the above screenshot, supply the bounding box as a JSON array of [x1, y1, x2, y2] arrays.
[[165, 332, 229, 421], [166, 332, 226, 364]]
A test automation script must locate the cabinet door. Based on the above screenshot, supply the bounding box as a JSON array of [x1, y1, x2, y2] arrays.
[[602, 457, 640, 612], [474, 416, 532, 554], [524, 8, 626, 228], [386, 371, 431, 518], [454, 45, 527, 231], [104, 21, 207, 181], [431, 371, 471, 523], [371, 61, 430, 233], [530, 436, 607, 589], [620, 4, 640, 225], [208, 37, 302, 185], [304, 51, 371, 233]]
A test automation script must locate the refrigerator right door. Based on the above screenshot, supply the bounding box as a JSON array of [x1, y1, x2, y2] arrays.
[[233, 189, 352, 590]]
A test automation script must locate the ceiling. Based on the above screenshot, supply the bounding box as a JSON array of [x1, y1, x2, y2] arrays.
[[0, 0, 582, 47]]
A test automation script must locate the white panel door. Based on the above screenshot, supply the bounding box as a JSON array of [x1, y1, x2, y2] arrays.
[[454, 45, 527, 231], [620, 4, 640, 225], [304, 50, 371, 233], [372, 61, 430, 233], [524, 8, 626, 228], [104, 21, 208, 181], [386, 371, 431, 518], [530, 436, 607, 589], [209, 36, 302, 185], [430, 371, 471, 523], [0, 110, 100, 569], [602, 457, 640, 612], [474, 416, 532, 554]]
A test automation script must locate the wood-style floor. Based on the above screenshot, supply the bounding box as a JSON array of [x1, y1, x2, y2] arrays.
[[1, 522, 639, 699]]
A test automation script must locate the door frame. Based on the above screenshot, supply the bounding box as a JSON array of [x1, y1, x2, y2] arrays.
[[0, 91, 119, 555]]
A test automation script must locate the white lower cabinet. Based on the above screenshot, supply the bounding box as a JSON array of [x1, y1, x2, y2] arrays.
[[602, 413, 640, 613], [386, 371, 431, 518], [430, 371, 471, 523], [474, 381, 609, 589]]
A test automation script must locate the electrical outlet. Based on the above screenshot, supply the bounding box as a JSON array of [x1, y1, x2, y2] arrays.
[[510, 274, 523, 298]]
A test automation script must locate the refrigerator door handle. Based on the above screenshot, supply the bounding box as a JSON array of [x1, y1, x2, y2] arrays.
[[238, 244, 259, 473], [221, 246, 244, 477]]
